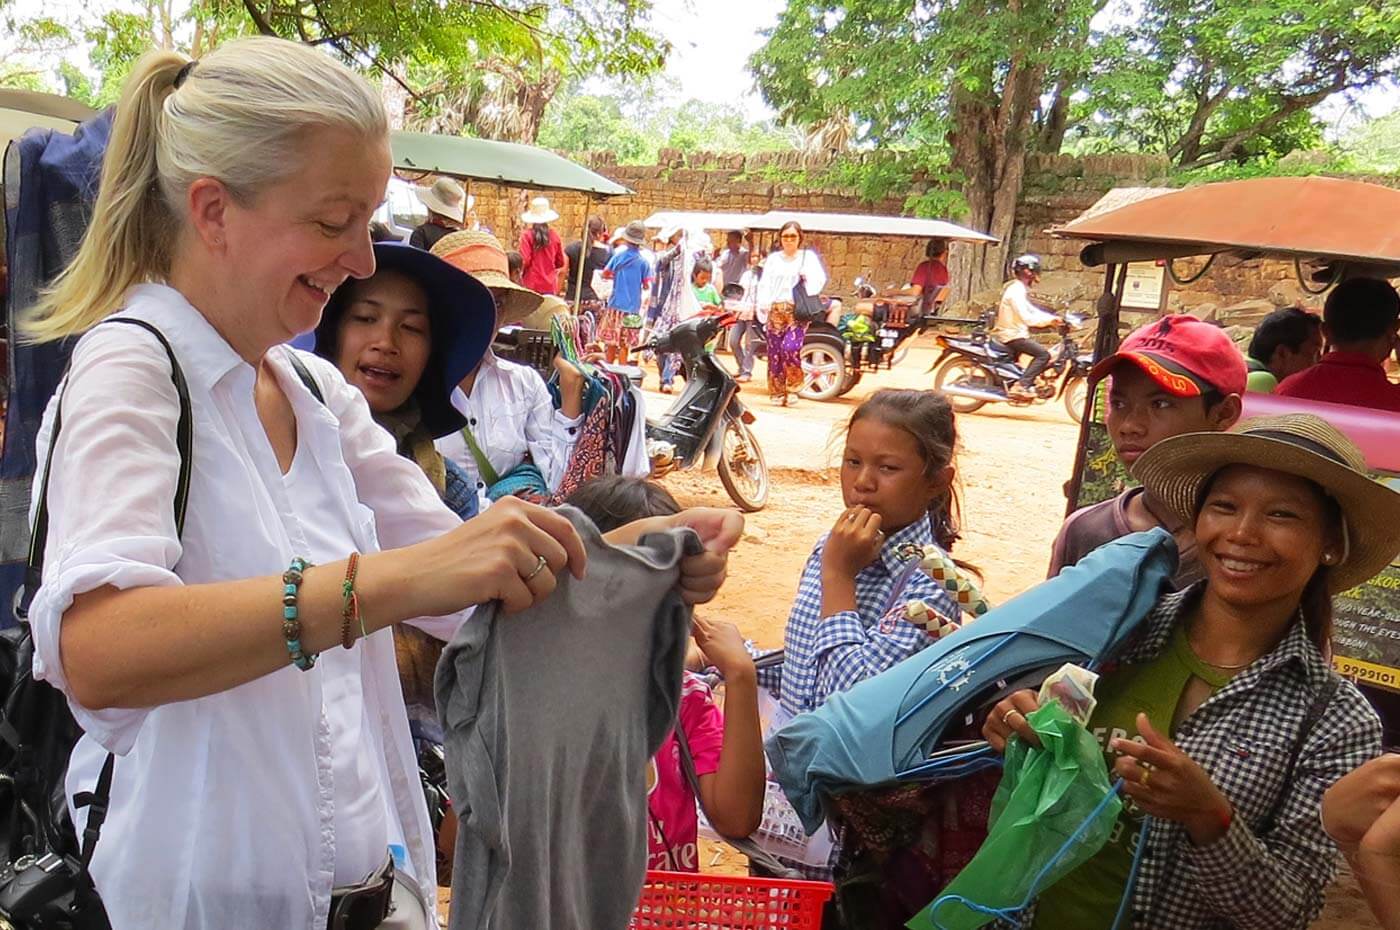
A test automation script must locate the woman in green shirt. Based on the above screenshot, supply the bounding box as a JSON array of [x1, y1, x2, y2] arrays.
[[983, 413, 1400, 930]]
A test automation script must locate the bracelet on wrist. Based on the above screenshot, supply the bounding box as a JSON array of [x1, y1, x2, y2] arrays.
[[340, 551, 362, 649], [282, 557, 318, 671]]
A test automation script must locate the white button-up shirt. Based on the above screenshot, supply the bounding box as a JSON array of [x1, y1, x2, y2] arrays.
[[435, 352, 584, 508], [28, 284, 469, 930]]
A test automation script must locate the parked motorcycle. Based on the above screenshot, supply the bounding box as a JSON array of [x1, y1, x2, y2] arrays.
[[931, 311, 1092, 421], [646, 311, 769, 512]]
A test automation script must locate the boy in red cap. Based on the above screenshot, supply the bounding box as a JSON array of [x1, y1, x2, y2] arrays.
[[1048, 315, 1246, 586]]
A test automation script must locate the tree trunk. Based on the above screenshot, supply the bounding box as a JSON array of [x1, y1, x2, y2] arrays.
[[945, 57, 1045, 307], [1038, 79, 1073, 153]]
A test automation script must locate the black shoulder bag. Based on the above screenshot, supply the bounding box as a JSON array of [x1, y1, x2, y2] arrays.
[[790, 252, 826, 324], [0, 318, 192, 929]]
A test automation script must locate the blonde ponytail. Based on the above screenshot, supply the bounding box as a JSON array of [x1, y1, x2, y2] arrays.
[[22, 52, 185, 342], [22, 37, 388, 343]]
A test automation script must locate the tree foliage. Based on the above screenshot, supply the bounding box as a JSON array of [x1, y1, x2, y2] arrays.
[[536, 83, 802, 162], [1, 0, 668, 143], [1075, 0, 1400, 169]]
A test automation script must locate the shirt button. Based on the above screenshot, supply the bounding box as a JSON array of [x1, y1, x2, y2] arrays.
[[469, 417, 477, 425], [477, 482, 485, 489]]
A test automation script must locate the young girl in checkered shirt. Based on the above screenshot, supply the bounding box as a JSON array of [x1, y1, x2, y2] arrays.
[[769, 390, 972, 721]]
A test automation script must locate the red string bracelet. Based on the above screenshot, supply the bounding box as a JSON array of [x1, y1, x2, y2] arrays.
[[340, 552, 361, 650]]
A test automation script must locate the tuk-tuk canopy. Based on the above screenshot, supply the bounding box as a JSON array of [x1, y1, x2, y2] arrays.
[[1052, 176, 1400, 276], [1, 89, 95, 147], [749, 210, 998, 242], [391, 131, 630, 197], [642, 209, 998, 243]]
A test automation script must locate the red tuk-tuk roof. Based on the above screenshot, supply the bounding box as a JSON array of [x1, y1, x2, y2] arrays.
[[1052, 176, 1400, 269]]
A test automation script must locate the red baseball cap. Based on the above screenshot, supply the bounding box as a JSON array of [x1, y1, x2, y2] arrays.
[[1089, 315, 1247, 398]]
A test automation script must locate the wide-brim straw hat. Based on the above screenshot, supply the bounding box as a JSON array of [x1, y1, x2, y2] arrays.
[[415, 178, 472, 225], [1132, 413, 1400, 593], [520, 196, 559, 225], [313, 243, 495, 438], [431, 229, 546, 325]]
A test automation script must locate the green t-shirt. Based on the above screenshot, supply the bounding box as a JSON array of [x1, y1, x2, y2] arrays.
[[1031, 626, 1235, 930], [693, 283, 721, 307], [1246, 357, 1279, 393]]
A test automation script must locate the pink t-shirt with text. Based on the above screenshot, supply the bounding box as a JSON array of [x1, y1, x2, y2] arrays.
[[646, 672, 724, 871]]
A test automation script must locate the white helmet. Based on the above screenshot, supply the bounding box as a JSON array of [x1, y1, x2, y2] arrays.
[[1011, 254, 1042, 275]]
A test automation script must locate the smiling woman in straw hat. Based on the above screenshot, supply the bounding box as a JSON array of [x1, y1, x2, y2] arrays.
[[430, 229, 590, 508], [518, 195, 566, 295], [986, 413, 1400, 930]]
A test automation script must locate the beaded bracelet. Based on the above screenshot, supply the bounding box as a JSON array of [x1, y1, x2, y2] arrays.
[[340, 552, 361, 650], [282, 556, 318, 671]]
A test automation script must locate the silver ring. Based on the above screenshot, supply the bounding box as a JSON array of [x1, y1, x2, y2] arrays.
[[525, 555, 548, 581]]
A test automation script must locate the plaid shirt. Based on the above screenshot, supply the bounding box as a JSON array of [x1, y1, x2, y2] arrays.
[[761, 518, 959, 720], [1009, 584, 1382, 930]]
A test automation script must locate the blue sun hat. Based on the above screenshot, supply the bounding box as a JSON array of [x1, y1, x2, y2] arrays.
[[313, 243, 496, 437]]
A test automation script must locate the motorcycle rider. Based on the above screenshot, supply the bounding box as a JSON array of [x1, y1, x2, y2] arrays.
[[995, 254, 1059, 400]]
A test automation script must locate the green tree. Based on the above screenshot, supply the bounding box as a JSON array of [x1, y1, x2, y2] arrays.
[[1076, 0, 1400, 169], [1340, 110, 1400, 172], [751, 0, 1104, 298], [537, 94, 655, 162]]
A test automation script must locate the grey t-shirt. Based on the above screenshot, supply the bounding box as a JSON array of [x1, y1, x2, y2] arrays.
[[436, 508, 700, 930]]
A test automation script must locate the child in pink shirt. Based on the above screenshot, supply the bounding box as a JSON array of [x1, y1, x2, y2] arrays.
[[568, 477, 765, 871]]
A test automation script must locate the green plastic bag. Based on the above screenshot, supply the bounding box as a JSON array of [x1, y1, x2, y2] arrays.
[[908, 701, 1122, 930]]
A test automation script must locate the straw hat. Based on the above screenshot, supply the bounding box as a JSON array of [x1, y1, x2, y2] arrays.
[[415, 178, 472, 225], [431, 229, 546, 325], [520, 196, 559, 225], [1132, 414, 1400, 593]]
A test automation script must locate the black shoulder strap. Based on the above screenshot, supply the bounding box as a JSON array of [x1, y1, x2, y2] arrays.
[[19, 316, 192, 870], [1261, 673, 1341, 834], [20, 318, 193, 620], [285, 350, 325, 404]]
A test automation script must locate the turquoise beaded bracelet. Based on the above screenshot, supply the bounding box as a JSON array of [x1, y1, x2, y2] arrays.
[[282, 557, 318, 671]]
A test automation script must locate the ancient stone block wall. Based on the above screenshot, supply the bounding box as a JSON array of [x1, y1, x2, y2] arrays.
[[449, 149, 1398, 334]]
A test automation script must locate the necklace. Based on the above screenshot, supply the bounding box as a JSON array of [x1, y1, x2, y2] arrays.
[[1187, 643, 1254, 671]]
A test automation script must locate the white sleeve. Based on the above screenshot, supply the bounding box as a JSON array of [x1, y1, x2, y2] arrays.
[[621, 387, 652, 478], [1008, 282, 1055, 326], [800, 251, 828, 296], [522, 372, 583, 490], [756, 256, 782, 310], [310, 353, 474, 641], [27, 327, 186, 754]]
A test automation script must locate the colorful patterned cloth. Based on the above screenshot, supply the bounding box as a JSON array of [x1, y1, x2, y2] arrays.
[[766, 304, 808, 399]]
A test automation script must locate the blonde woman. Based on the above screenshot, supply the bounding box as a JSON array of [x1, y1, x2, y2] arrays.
[[22, 39, 739, 930]]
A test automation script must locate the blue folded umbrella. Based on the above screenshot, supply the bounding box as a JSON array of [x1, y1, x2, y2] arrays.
[[766, 528, 1177, 833]]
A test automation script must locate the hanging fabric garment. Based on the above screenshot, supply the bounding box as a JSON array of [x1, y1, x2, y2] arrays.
[[435, 509, 701, 930]]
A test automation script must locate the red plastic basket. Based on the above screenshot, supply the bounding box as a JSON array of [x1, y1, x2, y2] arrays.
[[631, 870, 833, 929]]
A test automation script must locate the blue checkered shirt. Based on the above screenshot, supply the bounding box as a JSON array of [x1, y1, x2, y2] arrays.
[[1007, 584, 1382, 930], [761, 518, 959, 720]]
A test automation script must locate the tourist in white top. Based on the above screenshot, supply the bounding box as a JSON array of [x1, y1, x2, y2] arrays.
[[20, 39, 740, 930], [755, 221, 828, 406]]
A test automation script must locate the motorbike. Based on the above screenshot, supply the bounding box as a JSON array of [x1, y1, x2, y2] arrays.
[[645, 311, 769, 512], [931, 311, 1093, 421]]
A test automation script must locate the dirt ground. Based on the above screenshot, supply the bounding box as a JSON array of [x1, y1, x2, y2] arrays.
[[642, 337, 1374, 929]]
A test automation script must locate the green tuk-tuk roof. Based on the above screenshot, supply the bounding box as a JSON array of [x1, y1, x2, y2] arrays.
[[391, 131, 630, 197]]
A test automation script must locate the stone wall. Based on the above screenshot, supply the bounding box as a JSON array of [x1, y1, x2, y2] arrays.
[[450, 149, 1398, 334]]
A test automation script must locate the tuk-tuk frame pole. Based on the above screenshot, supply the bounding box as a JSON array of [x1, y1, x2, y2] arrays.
[[1064, 261, 1128, 516], [571, 195, 593, 316]]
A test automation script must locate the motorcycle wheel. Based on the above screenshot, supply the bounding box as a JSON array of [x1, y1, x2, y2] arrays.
[[1064, 376, 1089, 423], [798, 340, 847, 401], [933, 357, 994, 414], [717, 417, 769, 512]]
